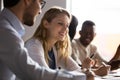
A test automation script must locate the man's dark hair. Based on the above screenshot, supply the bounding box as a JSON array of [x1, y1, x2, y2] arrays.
[[69, 15, 78, 41], [82, 20, 95, 29], [4, 0, 20, 8]]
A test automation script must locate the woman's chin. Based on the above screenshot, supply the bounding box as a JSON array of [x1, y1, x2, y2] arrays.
[[58, 37, 65, 41]]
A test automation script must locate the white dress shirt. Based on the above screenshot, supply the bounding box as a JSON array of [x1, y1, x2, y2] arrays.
[[72, 39, 107, 66], [0, 8, 86, 80]]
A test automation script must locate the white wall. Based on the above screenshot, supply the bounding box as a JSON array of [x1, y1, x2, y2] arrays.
[[0, 0, 3, 11], [0, 0, 1, 11], [23, 0, 67, 41]]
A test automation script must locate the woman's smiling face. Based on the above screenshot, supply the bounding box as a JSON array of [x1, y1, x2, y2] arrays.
[[45, 14, 70, 41]]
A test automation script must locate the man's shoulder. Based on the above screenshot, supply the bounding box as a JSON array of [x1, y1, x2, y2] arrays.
[[89, 43, 97, 51], [71, 39, 80, 50], [72, 38, 79, 44]]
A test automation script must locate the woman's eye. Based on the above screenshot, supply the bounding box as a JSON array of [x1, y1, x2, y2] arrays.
[[66, 25, 69, 28], [58, 23, 64, 26], [58, 22, 69, 28]]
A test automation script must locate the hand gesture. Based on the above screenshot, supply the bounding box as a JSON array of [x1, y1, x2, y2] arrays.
[[94, 62, 111, 76], [82, 57, 95, 69]]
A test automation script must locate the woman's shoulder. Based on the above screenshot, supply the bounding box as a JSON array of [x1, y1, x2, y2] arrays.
[[25, 38, 42, 47]]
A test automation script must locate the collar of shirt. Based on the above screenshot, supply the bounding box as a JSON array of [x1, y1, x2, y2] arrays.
[[76, 39, 91, 56], [76, 39, 86, 50], [1, 8, 25, 37], [78, 39, 90, 51]]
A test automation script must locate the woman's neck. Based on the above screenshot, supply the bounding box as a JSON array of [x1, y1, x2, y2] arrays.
[[47, 39, 57, 51]]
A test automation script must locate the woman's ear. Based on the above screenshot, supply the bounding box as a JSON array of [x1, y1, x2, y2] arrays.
[[43, 20, 49, 28], [24, 0, 31, 6]]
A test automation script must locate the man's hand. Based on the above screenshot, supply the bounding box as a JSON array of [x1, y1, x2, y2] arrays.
[[82, 57, 95, 69], [85, 69, 95, 80], [94, 62, 111, 76]]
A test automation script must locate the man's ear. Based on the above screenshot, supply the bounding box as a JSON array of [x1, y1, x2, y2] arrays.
[[94, 33, 96, 37], [79, 31, 81, 35]]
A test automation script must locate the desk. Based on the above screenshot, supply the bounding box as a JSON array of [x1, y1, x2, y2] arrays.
[[95, 69, 120, 80]]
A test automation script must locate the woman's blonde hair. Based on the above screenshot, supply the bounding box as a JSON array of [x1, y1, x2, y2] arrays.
[[33, 6, 72, 64]]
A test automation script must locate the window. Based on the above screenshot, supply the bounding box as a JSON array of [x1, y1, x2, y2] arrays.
[[67, 0, 120, 60]]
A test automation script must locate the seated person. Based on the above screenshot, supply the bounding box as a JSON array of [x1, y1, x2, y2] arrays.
[[71, 20, 120, 71], [25, 6, 94, 80], [69, 18, 111, 76]]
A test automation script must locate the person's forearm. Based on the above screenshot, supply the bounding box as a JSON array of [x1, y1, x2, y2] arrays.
[[109, 44, 120, 62]]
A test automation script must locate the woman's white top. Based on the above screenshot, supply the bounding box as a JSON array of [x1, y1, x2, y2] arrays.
[[25, 38, 81, 71]]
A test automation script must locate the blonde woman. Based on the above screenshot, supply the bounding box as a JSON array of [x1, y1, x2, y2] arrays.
[[25, 6, 94, 80]]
